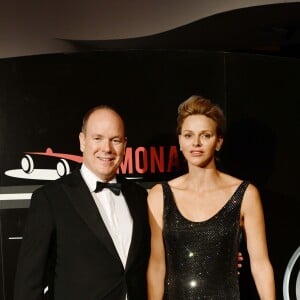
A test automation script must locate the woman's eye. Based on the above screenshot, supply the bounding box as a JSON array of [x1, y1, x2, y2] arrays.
[[201, 134, 211, 139]]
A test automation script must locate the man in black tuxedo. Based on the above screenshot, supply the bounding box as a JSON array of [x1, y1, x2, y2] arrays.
[[14, 105, 150, 300]]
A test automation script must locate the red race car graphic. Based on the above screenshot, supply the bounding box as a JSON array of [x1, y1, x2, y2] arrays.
[[21, 148, 83, 177]]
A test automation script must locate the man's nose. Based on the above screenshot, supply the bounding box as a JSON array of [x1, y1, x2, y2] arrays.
[[101, 139, 112, 152]]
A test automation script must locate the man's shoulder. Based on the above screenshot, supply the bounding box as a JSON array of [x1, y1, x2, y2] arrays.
[[34, 169, 82, 194], [117, 176, 147, 194]]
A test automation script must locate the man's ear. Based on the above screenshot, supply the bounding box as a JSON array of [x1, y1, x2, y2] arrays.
[[79, 132, 85, 152], [123, 137, 128, 154]]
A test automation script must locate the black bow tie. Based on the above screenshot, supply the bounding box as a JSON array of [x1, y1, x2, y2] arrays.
[[94, 181, 122, 195]]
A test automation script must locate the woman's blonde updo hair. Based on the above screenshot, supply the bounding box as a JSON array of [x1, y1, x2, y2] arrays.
[[176, 95, 226, 137]]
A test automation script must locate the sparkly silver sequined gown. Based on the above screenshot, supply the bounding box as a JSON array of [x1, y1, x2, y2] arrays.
[[162, 181, 249, 300]]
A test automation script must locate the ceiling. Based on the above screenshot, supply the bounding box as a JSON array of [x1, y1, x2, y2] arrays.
[[1, 1, 300, 59]]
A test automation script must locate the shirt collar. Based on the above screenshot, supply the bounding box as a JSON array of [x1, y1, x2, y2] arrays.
[[80, 163, 117, 193]]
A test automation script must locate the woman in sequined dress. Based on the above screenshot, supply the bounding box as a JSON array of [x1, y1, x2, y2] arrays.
[[147, 95, 275, 300]]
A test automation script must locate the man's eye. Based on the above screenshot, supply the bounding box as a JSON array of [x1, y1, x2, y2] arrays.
[[184, 134, 192, 138]]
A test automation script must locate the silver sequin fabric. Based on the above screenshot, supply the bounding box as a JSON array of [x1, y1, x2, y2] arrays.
[[162, 181, 249, 300]]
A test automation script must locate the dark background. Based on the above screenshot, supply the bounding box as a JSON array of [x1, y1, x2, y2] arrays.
[[0, 49, 299, 299]]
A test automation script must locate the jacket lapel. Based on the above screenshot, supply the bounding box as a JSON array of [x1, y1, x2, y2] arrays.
[[119, 179, 147, 270], [62, 170, 122, 264]]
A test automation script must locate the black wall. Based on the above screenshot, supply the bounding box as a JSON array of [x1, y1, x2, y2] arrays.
[[0, 50, 299, 299], [223, 53, 300, 299]]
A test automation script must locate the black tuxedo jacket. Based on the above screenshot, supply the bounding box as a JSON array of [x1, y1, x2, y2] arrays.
[[14, 169, 150, 300]]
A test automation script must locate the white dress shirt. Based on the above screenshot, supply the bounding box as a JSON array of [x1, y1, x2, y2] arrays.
[[80, 164, 133, 268]]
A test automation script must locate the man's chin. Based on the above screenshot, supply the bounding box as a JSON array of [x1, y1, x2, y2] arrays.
[[97, 170, 118, 181]]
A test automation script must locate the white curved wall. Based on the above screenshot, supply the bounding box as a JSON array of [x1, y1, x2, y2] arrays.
[[0, 0, 298, 58]]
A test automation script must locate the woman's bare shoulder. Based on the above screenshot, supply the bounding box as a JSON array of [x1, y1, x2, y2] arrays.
[[147, 183, 164, 205], [220, 172, 240, 183], [168, 174, 186, 189], [148, 183, 163, 195], [148, 175, 186, 205], [219, 172, 247, 190], [243, 182, 260, 202], [147, 183, 165, 220]]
